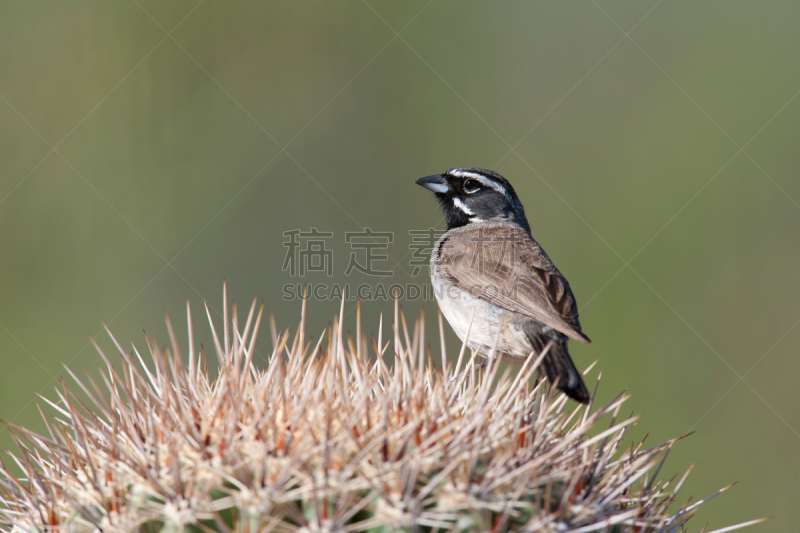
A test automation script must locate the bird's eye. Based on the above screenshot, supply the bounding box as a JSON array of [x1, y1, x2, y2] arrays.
[[463, 178, 481, 194]]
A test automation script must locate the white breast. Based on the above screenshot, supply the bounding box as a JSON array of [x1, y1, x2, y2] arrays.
[[431, 261, 532, 359]]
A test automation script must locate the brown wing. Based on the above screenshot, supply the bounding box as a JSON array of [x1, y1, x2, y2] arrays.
[[436, 223, 590, 343]]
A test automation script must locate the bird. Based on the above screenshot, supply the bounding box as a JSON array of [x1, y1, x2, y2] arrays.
[[415, 167, 591, 403]]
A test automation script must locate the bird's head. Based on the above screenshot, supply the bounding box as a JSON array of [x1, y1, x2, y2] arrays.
[[415, 167, 530, 233]]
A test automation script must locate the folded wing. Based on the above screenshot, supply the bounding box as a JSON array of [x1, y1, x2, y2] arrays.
[[436, 223, 590, 343]]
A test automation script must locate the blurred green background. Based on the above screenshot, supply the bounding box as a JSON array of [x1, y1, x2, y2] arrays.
[[1, 1, 798, 530]]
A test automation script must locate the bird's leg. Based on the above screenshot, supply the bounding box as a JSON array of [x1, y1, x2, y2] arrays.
[[451, 357, 492, 383], [527, 366, 549, 397], [473, 358, 491, 371]]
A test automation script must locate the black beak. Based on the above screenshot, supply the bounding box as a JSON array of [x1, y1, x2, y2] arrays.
[[415, 174, 449, 194]]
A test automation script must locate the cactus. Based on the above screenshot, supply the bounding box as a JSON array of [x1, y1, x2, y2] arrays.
[[0, 288, 765, 532]]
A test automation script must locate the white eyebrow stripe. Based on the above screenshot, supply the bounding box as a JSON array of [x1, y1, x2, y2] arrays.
[[448, 169, 509, 197], [449, 169, 487, 180], [452, 197, 475, 215]]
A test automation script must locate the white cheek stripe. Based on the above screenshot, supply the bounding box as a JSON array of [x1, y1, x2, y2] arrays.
[[449, 169, 509, 198], [452, 197, 475, 215]]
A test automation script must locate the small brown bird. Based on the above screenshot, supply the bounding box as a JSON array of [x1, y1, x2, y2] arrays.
[[416, 167, 591, 403]]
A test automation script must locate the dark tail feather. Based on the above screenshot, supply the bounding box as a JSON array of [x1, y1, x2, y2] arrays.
[[540, 338, 590, 404]]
